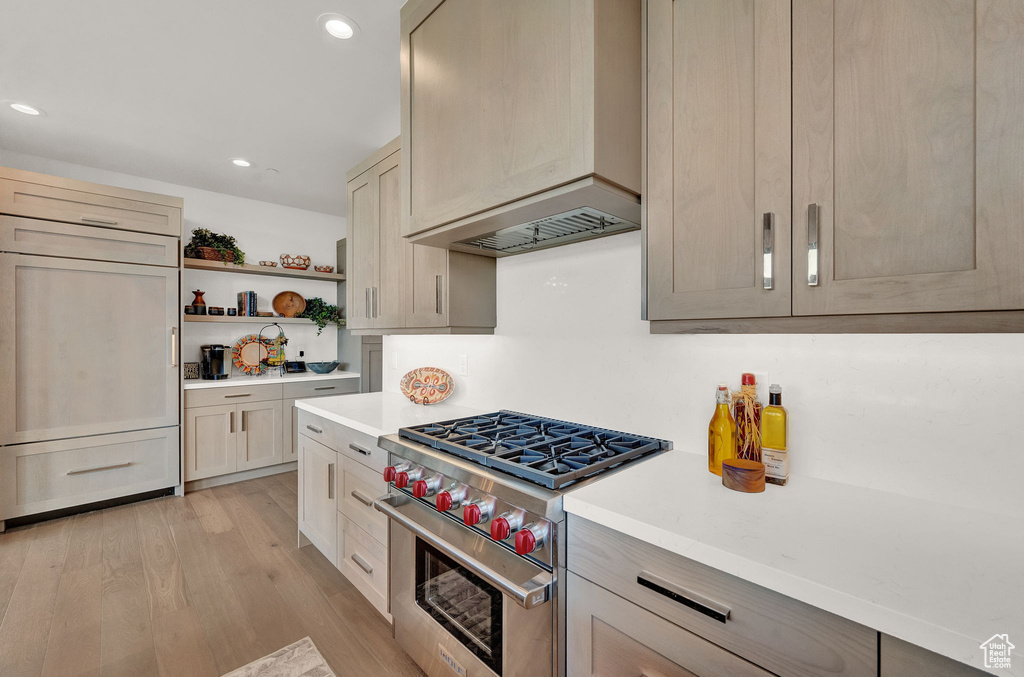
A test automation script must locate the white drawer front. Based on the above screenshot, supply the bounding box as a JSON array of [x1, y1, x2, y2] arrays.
[[338, 513, 388, 617], [1, 427, 179, 519], [283, 378, 359, 399], [339, 455, 389, 545]]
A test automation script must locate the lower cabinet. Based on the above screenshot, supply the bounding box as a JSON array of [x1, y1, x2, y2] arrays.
[[880, 635, 988, 677], [236, 400, 283, 471], [297, 409, 391, 621]]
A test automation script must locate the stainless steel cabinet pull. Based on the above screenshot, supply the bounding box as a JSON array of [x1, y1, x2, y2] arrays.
[[224, 393, 251, 399], [170, 327, 179, 367], [762, 212, 775, 291], [350, 553, 373, 575], [435, 274, 443, 314], [306, 424, 323, 434], [807, 203, 820, 286], [365, 287, 371, 318], [328, 463, 335, 499], [67, 461, 132, 476], [349, 443, 371, 457], [313, 386, 335, 391], [351, 490, 374, 507], [637, 571, 731, 624], [372, 287, 378, 318], [241, 410, 247, 432], [229, 411, 235, 433], [81, 216, 118, 225]]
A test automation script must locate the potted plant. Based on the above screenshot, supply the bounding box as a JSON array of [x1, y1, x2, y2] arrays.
[[183, 227, 246, 265], [297, 297, 346, 335]]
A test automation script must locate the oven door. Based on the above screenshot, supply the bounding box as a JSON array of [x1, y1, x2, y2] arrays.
[[378, 494, 554, 677]]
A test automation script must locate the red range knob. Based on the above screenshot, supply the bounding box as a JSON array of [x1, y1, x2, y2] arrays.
[[515, 529, 537, 556], [490, 517, 511, 541], [382, 466, 397, 483], [436, 491, 453, 512], [395, 471, 410, 489], [463, 503, 482, 526], [412, 480, 428, 498]]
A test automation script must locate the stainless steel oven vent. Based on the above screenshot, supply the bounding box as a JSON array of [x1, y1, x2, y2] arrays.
[[453, 207, 639, 256]]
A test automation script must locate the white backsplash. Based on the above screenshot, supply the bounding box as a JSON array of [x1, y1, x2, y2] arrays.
[[384, 231, 1023, 516]]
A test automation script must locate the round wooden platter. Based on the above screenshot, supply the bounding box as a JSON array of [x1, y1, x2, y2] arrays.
[[722, 458, 766, 493], [272, 291, 306, 318]]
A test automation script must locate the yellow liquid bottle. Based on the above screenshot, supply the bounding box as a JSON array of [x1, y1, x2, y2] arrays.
[[761, 384, 789, 485], [708, 385, 737, 476]]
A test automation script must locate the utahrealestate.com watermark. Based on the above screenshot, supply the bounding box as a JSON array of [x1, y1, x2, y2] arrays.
[[981, 634, 1015, 670]]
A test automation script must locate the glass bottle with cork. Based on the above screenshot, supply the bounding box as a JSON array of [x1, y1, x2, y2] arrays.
[[708, 384, 737, 476], [733, 373, 762, 462], [761, 384, 788, 485]]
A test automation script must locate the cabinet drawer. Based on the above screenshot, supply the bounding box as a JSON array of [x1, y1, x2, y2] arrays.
[[283, 377, 359, 399], [0, 427, 179, 519], [0, 178, 182, 237], [338, 512, 388, 617], [184, 384, 283, 408], [297, 410, 388, 473], [339, 455, 389, 545], [568, 515, 876, 677], [568, 571, 771, 677], [0, 216, 178, 267]]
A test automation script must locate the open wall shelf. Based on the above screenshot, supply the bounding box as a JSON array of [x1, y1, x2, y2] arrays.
[[184, 258, 345, 282], [184, 315, 312, 324]]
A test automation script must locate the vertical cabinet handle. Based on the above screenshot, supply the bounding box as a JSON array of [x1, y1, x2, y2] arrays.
[[241, 410, 247, 432], [762, 212, 774, 291], [365, 287, 371, 318], [435, 274, 444, 314], [229, 411, 235, 433], [807, 203, 820, 286], [328, 463, 335, 500], [372, 287, 378, 318], [170, 327, 178, 367]]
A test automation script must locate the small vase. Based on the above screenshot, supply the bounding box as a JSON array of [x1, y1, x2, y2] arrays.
[[191, 290, 207, 306]]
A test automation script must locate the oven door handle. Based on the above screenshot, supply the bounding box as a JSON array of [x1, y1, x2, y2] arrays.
[[375, 495, 552, 609]]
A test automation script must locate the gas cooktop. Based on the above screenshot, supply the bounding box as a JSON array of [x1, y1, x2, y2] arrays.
[[399, 410, 672, 489]]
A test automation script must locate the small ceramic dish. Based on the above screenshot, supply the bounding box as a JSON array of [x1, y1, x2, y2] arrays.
[[259, 261, 278, 267], [280, 254, 310, 270], [314, 265, 334, 273]]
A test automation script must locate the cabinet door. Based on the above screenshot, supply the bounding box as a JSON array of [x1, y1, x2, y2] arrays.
[[236, 400, 283, 472], [880, 635, 988, 677], [298, 435, 338, 562], [568, 572, 772, 677], [374, 151, 406, 329], [645, 0, 792, 320], [282, 397, 297, 462], [406, 243, 448, 328], [793, 0, 1024, 315], [184, 405, 236, 481], [0, 253, 179, 445], [346, 168, 377, 331]]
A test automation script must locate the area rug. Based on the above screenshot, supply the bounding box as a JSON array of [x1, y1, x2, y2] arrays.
[[222, 637, 336, 677]]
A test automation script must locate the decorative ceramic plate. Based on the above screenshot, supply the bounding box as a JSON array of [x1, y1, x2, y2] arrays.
[[232, 334, 272, 375], [400, 367, 455, 405], [272, 291, 306, 318]]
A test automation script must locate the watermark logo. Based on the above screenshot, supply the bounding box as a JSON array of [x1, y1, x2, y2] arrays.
[[981, 634, 1015, 670]]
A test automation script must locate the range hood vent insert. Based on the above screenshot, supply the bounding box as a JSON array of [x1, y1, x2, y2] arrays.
[[454, 207, 640, 256]]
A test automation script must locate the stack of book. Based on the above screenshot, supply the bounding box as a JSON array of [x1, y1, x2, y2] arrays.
[[237, 291, 257, 316]]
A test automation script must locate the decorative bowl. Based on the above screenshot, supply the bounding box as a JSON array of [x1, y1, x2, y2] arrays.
[[306, 361, 340, 374], [272, 291, 306, 318], [259, 260, 278, 267], [314, 265, 334, 274], [280, 254, 310, 270]]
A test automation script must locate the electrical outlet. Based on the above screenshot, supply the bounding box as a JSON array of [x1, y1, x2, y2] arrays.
[[457, 354, 469, 377], [391, 352, 399, 370]]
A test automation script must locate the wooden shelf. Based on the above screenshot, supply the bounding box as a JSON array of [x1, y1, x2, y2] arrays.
[[184, 315, 312, 324], [184, 258, 345, 282]]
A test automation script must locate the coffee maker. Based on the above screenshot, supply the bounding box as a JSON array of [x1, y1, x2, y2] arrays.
[[200, 344, 231, 380]]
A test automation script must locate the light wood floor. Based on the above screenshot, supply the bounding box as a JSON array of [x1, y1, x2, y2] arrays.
[[0, 471, 424, 677]]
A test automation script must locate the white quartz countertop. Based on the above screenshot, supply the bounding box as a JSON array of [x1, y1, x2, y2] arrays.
[[184, 370, 360, 390], [294, 391, 486, 438], [563, 450, 1022, 675]]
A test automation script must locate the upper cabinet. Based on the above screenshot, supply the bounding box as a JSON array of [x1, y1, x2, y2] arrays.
[[346, 138, 496, 335], [646, 0, 1024, 332], [399, 0, 643, 254]]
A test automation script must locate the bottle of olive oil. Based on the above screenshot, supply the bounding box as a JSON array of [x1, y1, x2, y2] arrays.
[[761, 384, 788, 485], [708, 384, 737, 476]]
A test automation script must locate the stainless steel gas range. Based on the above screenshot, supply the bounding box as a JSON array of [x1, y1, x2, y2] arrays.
[[373, 411, 672, 677]]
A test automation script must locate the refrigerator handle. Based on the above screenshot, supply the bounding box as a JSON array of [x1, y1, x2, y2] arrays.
[[170, 327, 178, 367]]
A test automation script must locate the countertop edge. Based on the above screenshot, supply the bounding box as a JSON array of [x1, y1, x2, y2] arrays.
[[294, 398, 391, 438], [184, 371, 360, 390]]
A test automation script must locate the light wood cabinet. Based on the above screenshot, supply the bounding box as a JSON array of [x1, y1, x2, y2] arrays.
[[235, 400, 283, 471], [298, 434, 338, 563], [646, 0, 1024, 332], [399, 0, 642, 251], [880, 634, 989, 677], [184, 405, 237, 481], [346, 139, 496, 335]]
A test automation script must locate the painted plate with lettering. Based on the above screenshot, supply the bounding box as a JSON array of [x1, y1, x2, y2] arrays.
[[400, 367, 455, 405]]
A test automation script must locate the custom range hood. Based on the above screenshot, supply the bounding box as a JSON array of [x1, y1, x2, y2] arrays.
[[400, 0, 642, 257]]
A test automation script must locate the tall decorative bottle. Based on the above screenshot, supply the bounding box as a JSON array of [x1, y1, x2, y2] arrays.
[[761, 384, 789, 485], [708, 384, 737, 476], [733, 373, 763, 462]]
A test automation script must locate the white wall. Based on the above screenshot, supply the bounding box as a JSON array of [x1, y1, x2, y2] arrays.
[[1, 149, 346, 366], [385, 232, 1024, 516]]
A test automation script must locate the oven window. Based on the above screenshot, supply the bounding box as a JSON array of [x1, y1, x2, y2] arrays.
[[416, 538, 503, 674]]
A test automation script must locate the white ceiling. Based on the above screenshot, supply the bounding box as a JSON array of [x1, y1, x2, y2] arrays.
[[0, 0, 405, 216]]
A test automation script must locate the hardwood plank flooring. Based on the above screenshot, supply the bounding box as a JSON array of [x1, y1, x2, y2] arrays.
[[0, 472, 423, 677]]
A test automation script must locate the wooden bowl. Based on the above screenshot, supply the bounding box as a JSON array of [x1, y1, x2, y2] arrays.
[[272, 291, 306, 318], [722, 458, 766, 493]]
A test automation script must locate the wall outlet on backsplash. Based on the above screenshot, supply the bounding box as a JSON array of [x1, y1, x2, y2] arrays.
[[458, 354, 469, 376]]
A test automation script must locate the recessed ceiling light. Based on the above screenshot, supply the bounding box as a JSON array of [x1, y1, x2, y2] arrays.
[[318, 13, 360, 40], [231, 159, 252, 167], [10, 102, 43, 116]]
